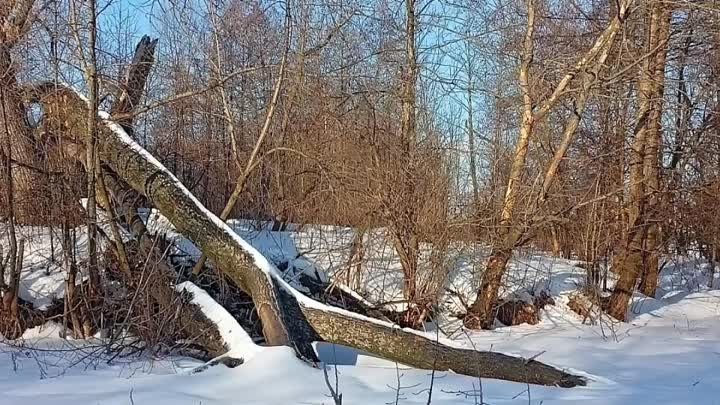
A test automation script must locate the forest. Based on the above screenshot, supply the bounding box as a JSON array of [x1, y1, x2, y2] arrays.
[[0, 0, 719, 403]]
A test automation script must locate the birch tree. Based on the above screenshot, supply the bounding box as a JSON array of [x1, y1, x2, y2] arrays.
[[465, 0, 634, 329]]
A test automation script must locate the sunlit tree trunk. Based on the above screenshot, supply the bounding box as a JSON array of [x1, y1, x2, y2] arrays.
[[393, 0, 421, 308], [0, 0, 41, 223], [638, 5, 672, 297], [466, 0, 632, 329], [608, 1, 672, 319]]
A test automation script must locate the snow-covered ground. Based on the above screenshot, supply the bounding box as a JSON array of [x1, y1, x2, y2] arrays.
[[1, 221, 719, 404]]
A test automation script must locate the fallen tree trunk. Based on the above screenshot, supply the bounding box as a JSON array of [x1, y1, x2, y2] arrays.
[[33, 83, 586, 387], [301, 305, 584, 387]]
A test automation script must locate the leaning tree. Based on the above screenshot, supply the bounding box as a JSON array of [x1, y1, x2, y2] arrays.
[[1, 0, 586, 387]]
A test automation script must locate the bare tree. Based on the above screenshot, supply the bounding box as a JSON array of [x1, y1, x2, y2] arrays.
[[465, 0, 634, 329], [191, 0, 291, 275], [607, 0, 673, 320]]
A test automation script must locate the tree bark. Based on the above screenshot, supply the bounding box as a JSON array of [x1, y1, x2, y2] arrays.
[[0, 1, 39, 224], [638, 4, 672, 298], [390, 0, 422, 309], [0, 45, 41, 224], [608, 1, 671, 318], [465, 246, 512, 329], [110, 35, 158, 137], [302, 304, 584, 388], [82, 0, 101, 295]]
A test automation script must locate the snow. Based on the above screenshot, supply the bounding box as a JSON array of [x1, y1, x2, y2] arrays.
[[0, 225, 83, 309], [0, 202, 124, 309], [2, 238, 719, 404], [4, 205, 720, 403], [176, 281, 259, 360], [2, 285, 719, 404]]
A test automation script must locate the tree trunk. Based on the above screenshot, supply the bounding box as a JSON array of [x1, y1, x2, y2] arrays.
[[0, 0, 44, 224], [110, 36, 158, 137], [302, 304, 584, 388], [1, 237, 24, 339], [83, 0, 101, 296], [101, 120, 582, 384], [551, 225, 561, 257], [606, 218, 645, 321], [609, 1, 671, 316], [391, 0, 422, 310], [393, 228, 419, 304], [0, 47, 42, 224], [464, 247, 512, 329], [466, 0, 537, 330], [638, 4, 671, 298], [62, 223, 85, 338]]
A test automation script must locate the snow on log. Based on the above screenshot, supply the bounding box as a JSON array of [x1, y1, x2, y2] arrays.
[[176, 281, 259, 361], [32, 83, 586, 387]]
